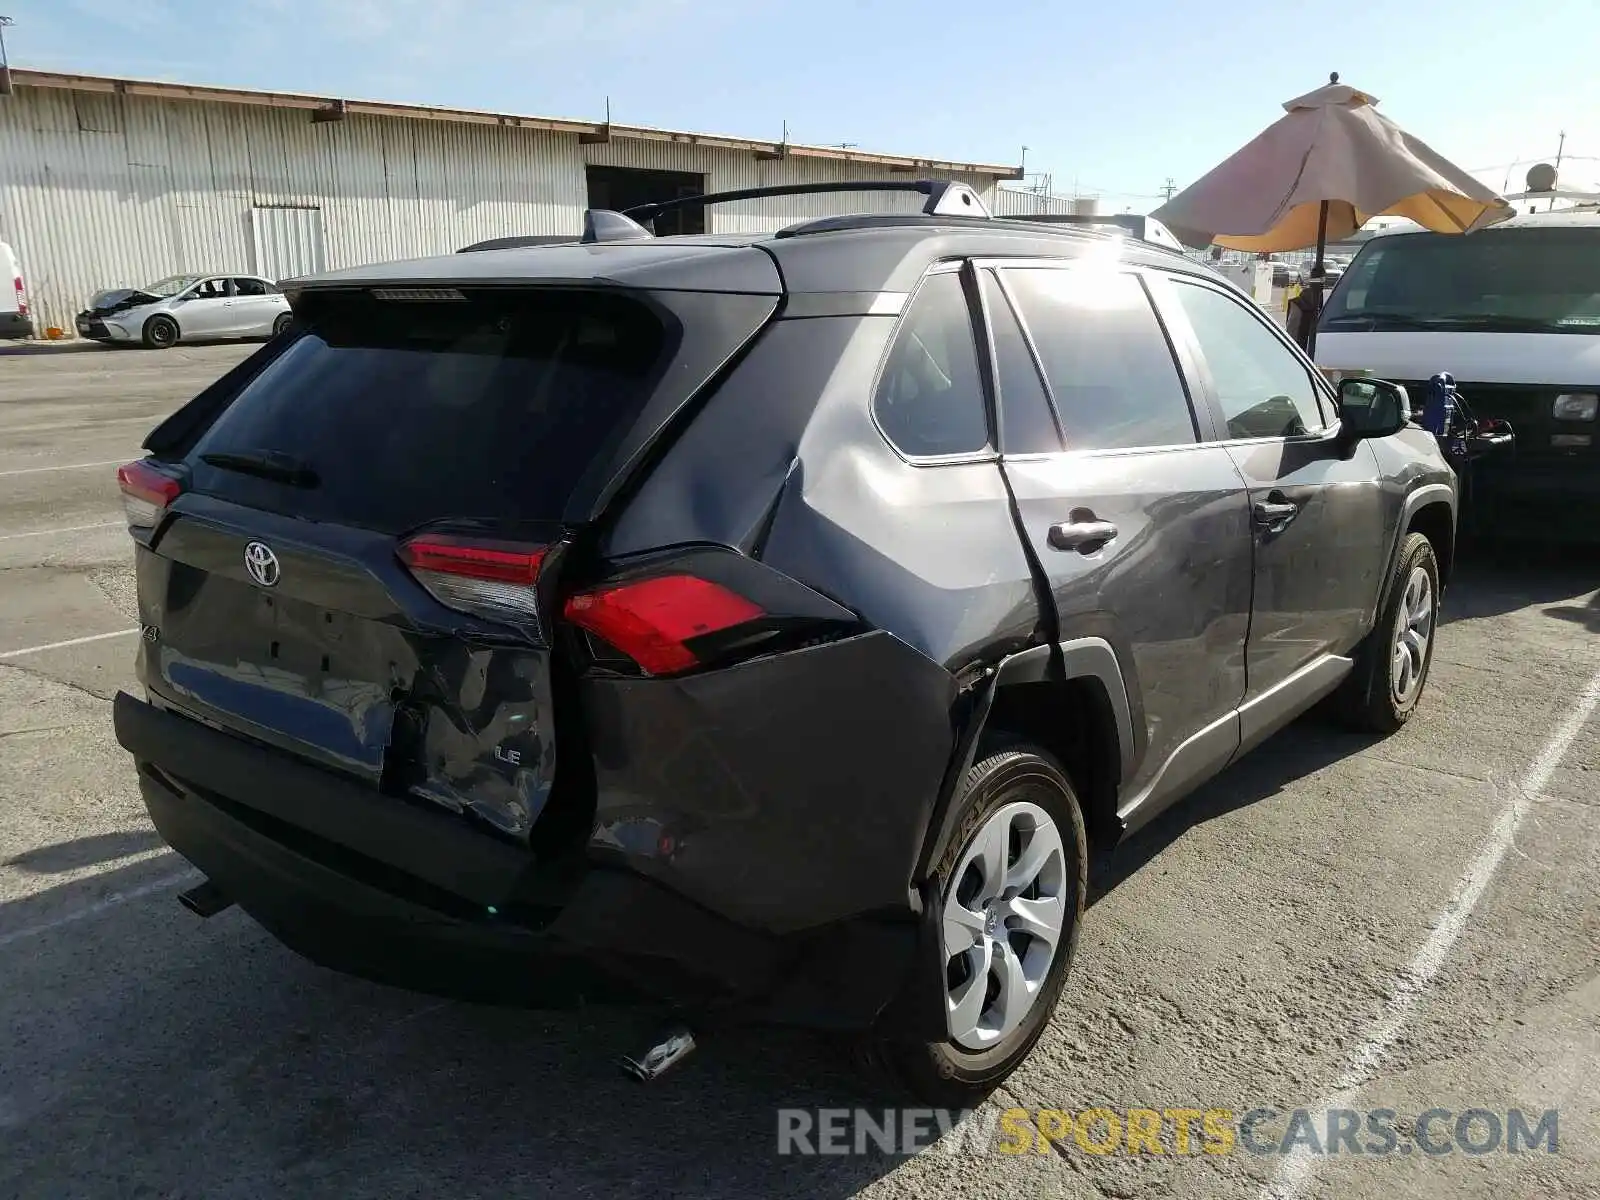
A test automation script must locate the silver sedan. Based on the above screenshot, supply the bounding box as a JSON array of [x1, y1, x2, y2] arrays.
[[75, 273, 292, 349]]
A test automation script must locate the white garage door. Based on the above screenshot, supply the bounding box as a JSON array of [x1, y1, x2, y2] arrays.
[[251, 206, 326, 284]]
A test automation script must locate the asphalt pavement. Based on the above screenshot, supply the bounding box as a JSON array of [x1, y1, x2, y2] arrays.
[[1, 342, 1596, 1199]]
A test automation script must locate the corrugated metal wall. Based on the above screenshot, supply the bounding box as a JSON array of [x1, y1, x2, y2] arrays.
[[0, 84, 1003, 336], [250, 206, 327, 280], [993, 187, 1082, 217]]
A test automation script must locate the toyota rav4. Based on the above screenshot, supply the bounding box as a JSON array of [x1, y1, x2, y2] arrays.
[[112, 180, 1456, 1105]]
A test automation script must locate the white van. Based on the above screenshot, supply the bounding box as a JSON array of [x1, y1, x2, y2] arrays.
[[1316, 209, 1600, 537], [0, 240, 32, 340]]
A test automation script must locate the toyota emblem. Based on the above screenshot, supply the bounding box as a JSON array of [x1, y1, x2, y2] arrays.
[[243, 541, 281, 588]]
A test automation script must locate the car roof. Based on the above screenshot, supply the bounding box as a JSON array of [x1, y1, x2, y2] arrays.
[[1362, 208, 1600, 242], [288, 217, 1204, 297], [1494, 207, 1600, 229]]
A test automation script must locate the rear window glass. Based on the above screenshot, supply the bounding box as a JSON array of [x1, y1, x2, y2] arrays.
[[188, 289, 668, 532]]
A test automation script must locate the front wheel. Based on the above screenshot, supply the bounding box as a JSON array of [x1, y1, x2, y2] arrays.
[[1336, 532, 1441, 732], [142, 314, 179, 349], [866, 746, 1087, 1107]]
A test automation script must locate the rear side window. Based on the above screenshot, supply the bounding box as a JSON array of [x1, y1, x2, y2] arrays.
[[189, 288, 667, 532], [1002, 268, 1197, 451], [873, 271, 989, 458], [233, 277, 268, 296], [983, 271, 1061, 454], [1169, 279, 1325, 438]]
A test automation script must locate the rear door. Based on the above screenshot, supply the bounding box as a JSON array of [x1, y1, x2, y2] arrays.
[[987, 262, 1254, 831], [229, 276, 284, 335], [134, 285, 767, 842], [1161, 274, 1389, 714]]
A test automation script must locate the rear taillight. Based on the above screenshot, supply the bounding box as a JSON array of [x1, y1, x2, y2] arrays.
[[399, 535, 547, 627], [563, 575, 766, 676], [116, 459, 182, 529], [12, 275, 25, 317]]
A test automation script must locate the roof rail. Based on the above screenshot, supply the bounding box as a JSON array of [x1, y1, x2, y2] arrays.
[[457, 234, 577, 253], [1003, 212, 1185, 251], [614, 178, 991, 227]]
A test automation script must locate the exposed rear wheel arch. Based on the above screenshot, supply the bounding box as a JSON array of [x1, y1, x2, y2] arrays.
[[979, 677, 1122, 849]]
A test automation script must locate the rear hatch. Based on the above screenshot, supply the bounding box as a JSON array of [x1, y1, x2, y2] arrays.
[[128, 281, 776, 843]]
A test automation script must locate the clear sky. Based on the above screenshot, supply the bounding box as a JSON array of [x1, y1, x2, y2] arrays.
[[4, 0, 1597, 211]]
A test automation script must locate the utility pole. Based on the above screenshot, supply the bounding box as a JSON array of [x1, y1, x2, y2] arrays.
[[0, 15, 15, 97], [1160, 177, 1177, 204]]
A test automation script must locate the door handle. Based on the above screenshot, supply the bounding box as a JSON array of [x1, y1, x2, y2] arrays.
[[1048, 519, 1118, 553], [1253, 497, 1300, 529]]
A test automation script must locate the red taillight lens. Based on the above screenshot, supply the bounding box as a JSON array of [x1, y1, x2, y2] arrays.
[[563, 575, 766, 676], [399, 535, 547, 628], [12, 276, 25, 317], [116, 459, 182, 529]]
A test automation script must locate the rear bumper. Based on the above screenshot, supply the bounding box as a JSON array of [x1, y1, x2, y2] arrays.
[[0, 311, 32, 340], [114, 692, 928, 1029]]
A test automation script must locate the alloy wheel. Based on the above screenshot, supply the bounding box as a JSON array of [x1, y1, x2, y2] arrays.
[[1390, 565, 1434, 707], [941, 799, 1068, 1050]]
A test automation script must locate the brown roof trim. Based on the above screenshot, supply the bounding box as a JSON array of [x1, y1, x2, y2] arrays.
[[9, 68, 1024, 180]]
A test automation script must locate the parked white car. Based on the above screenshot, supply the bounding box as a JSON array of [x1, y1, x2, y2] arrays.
[[0, 240, 32, 340], [76, 274, 292, 348]]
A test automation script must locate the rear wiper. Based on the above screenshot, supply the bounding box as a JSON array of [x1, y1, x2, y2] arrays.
[[200, 449, 320, 488]]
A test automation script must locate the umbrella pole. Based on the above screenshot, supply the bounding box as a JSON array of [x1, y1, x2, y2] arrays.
[[1305, 199, 1329, 359]]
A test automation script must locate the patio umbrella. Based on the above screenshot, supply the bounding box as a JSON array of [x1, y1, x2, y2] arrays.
[[1152, 74, 1513, 354]]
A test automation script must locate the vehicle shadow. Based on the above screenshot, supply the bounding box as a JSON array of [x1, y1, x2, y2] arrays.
[[1089, 715, 1380, 902], [1440, 540, 1600, 627], [2, 829, 163, 874], [0, 341, 115, 357], [0, 851, 917, 1200]]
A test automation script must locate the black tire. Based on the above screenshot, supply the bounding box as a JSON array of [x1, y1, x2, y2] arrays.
[[272, 312, 293, 338], [865, 745, 1087, 1108], [1335, 532, 1441, 733], [142, 314, 179, 349]]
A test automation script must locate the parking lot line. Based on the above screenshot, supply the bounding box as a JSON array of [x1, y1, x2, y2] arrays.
[[1266, 663, 1600, 1200], [0, 521, 122, 541], [0, 868, 200, 951], [0, 458, 128, 478], [0, 628, 139, 660]]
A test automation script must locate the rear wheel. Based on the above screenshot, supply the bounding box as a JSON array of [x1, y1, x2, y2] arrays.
[[142, 314, 178, 349], [1336, 532, 1441, 732], [272, 312, 293, 338], [867, 746, 1086, 1107]]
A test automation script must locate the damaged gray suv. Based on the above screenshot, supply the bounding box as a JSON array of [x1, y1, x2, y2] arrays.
[[113, 180, 1456, 1105]]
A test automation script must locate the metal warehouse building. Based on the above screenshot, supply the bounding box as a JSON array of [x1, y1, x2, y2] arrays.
[[0, 68, 1021, 336]]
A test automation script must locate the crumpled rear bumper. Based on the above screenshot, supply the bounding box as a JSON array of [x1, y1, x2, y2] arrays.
[[114, 691, 930, 1030]]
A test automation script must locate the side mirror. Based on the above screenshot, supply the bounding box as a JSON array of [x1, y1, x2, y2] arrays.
[[1338, 378, 1409, 442]]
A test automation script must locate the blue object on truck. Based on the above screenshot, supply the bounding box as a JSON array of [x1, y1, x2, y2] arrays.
[[1422, 372, 1470, 462]]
